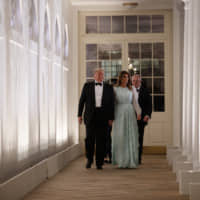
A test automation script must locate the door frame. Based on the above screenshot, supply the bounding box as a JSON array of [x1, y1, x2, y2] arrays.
[[79, 9, 173, 149]]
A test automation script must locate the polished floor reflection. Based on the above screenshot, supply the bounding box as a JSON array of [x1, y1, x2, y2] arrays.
[[24, 155, 189, 200]]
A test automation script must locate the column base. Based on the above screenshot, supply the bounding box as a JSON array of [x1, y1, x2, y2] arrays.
[[172, 155, 187, 173], [176, 161, 193, 182], [166, 146, 182, 166], [179, 170, 200, 195], [189, 182, 200, 200]]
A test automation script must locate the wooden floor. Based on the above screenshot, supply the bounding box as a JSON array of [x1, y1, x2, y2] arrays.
[[24, 155, 189, 200]]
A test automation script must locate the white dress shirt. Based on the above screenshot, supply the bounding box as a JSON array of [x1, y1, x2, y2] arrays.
[[133, 86, 140, 103], [132, 86, 142, 115], [95, 81, 103, 107]]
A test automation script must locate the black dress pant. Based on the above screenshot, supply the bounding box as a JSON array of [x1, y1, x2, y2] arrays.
[[104, 125, 112, 161], [137, 120, 147, 163], [85, 108, 108, 166]]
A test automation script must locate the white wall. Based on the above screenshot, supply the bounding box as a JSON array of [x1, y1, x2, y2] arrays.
[[0, 0, 82, 198], [64, 0, 80, 146]]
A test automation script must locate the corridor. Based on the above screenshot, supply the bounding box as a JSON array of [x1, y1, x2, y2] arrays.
[[24, 155, 189, 200], [1, 0, 200, 199]]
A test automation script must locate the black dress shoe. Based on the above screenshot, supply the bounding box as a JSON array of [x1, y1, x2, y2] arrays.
[[86, 161, 92, 169], [96, 165, 103, 170]]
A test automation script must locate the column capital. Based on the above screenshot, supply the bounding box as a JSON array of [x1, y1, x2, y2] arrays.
[[174, 0, 184, 12], [182, 0, 190, 3], [182, 0, 190, 10]]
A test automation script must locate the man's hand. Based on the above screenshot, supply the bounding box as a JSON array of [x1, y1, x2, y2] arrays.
[[108, 120, 113, 126], [78, 116, 82, 124], [143, 115, 149, 122], [137, 115, 141, 121]]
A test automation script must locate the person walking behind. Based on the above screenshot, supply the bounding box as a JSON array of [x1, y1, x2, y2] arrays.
[[132, 74, 152, 164]]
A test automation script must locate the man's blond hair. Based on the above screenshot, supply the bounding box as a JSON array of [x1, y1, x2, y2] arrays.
[[94, 68, 104, 75]]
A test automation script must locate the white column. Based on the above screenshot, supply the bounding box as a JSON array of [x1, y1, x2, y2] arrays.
[[177, 0, 200, 197], [191, 0, 200, 170], [167, 0, 185, 165], [196, 0, 200, 170], [172, 0, 184, 147], [185, 0, 194, 161], [182, 0, 190, 157], [198, 9, 200, 169], [166, 0, 200, 197]]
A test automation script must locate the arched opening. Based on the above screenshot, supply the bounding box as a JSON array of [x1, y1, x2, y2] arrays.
[[44, 8, 51, 49], [64, 24, 69, 58], [29, 0, 38, 42], [10, 0, 22, 33], [55, 19, 61, 55]]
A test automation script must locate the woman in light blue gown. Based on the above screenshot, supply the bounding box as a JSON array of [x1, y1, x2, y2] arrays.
[[112, 71, 141, 168]]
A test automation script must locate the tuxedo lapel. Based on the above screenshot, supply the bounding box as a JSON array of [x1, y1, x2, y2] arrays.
[[90, 81, 95, 107], [101, 83, 106, 106], [138, 86, 143, 100], [138, 86, 143, 106]]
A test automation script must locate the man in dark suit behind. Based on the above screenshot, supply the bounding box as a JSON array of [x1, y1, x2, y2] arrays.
[[132, 74, 152, 164], [78, 69, 114, 170]]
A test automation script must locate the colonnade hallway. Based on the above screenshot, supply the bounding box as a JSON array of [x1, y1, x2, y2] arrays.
[[24, 155, 189, 200]]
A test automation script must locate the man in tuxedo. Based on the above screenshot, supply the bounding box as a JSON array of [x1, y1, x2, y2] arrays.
[[78, 69, 114, 170], [132, 74, 152, 164]]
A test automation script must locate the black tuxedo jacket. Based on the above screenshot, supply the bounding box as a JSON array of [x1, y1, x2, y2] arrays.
[[78, 81, 115, 125], [138, 85, 152, 120]]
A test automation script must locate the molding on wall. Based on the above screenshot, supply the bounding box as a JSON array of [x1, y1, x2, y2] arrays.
[[143, 146, 166, 154], [71, 0, 173, 11], [0, 144, 83, 200]]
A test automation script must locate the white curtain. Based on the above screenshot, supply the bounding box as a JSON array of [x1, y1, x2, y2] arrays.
[[0, 0, 73, 183]]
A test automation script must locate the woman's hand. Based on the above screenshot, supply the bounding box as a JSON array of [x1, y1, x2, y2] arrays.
[[143, 115, 149, 122]]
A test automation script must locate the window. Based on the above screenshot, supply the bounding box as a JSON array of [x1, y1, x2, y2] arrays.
[[128, 42, 165, 112], [112, 16, 124, 33], [86, 43, 122, 84], [152, 15, 164, 33], [139, 15, 151, 33], [86, 15, 164, 34], [99, 16, 111, 33], [126, 16, 137, 33], [86, 16, 97, 33]]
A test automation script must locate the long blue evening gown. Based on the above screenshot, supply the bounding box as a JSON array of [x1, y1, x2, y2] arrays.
[[112, 86, 141, 168]]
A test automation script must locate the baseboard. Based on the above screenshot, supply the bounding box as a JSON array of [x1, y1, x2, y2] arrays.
[[143, 146, 166, 154], [0, 144, 83, 200]]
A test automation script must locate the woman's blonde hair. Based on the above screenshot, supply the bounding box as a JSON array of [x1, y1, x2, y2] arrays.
[[116, 71, 132, 90]]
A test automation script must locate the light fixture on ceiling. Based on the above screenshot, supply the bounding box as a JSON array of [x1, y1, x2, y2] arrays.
[[122, 2, 138, 8]]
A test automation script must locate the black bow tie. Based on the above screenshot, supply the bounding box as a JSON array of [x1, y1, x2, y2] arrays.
[[95, 82, 102, 86], [136, 88, 140, 92]]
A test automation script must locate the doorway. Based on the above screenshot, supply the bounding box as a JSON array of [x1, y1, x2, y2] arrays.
[[79, 10, 173, 150]]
